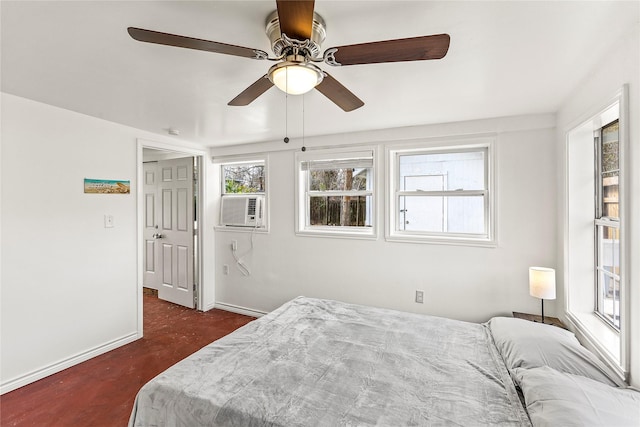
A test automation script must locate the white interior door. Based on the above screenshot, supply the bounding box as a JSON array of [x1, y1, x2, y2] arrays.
[[143, 162, 161, 290], [156, 157, 195, 308]]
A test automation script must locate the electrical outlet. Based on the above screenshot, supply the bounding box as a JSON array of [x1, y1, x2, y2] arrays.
[[415, 290, 424, 304], [223, 265, 229, 275], [231, 240, 238, 251]]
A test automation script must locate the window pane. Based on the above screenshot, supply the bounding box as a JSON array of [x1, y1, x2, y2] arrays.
[[601, 174, 619, 218], [223, 164, 264, 193], [399, 195, 485, 234], [309, 168, 368, 191], [600, 121, 619, 219], [596, 270, 620, 328], [310, 195, 371, 227], [447, 197, 485, 233], [602, 279, 620, 328], [399, 195, 444, 232], [610, 226, 620, 275], [596, 224, 620, 329], [404, 175, 444, 191], [399, 150, 485, 191], [601, 121, 619, 173], [598, 226, 620, 274], [596, 226, 619, 273]]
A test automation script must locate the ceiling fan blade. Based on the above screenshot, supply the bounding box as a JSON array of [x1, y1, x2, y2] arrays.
[[127, 27, 268, 60], [315, 73, 364, 112], [324, 34, 450, 66], [276, 0, 315, 41], [228, 75, 274, 106]]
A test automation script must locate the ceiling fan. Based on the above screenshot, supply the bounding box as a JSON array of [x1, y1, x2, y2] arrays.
[[128, 0, 450, 112]]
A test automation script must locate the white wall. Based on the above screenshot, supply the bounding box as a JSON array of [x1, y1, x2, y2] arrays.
[[211, 114, 557, 323], [556, 24, 640, 387], [0, 93, 202, 393]]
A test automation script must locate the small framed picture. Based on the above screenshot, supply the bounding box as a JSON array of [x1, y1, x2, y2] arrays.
[[84, 178, 130, 194]]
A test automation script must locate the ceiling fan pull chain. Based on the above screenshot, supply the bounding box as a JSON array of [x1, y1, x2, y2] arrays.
[[284, 68, 289, 143], [301, 94, 306, 152]]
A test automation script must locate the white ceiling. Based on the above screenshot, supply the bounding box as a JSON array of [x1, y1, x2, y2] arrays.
[[2, 1, 638, 147]]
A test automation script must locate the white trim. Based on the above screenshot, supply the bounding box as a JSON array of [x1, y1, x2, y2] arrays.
[[295, 146, 378, 239], [297, 148, 374, 162], [564, 313, 626, 383], [0, 332, 138, 395], [213, 153, 270, 232], [214, 302, 267, 318], [384, 235, 497, 248], [294, 228, 378, 240], [385, 136, 496, 246], [618, 85, 630, 375], [137, 138, 206, 157], [563, 85, 629, 379], [212, 152, 270, 163], [136, 138, 209, 332], [215, 226, 270, 233]]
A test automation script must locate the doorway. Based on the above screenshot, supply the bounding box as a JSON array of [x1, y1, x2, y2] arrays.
[[143, 154, 197, 307], [137, 140, 207, 337]]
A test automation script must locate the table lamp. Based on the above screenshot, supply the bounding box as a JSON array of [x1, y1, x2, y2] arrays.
[[529, 267, 556, 324]]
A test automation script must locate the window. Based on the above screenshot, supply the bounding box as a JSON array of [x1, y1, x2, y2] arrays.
[[387, 139, 494, 245], [566, 88, 628, 379], [594, 120, 620, 329], [296, 148, 375, 237], [222, 161, 265, 194], [218, 157, 268, 229]]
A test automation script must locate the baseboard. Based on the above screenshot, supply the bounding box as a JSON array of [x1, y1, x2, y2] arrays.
[[0, 331, 139, 395], [214, 301, 267, 318]]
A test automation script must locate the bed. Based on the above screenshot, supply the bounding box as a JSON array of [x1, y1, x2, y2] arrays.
[[129, 297, 639, 426]]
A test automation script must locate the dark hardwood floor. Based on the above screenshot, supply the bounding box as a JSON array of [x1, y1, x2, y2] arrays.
[[1, 293, 255, 426]]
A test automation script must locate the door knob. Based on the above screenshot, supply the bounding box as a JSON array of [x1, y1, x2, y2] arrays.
[[153, 233, 165, 239]]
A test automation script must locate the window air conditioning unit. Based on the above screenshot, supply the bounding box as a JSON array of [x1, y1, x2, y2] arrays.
[[220, 195, 264, 227]]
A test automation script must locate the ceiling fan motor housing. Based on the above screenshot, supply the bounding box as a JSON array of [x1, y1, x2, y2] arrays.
[[265, 10, 326, 58]]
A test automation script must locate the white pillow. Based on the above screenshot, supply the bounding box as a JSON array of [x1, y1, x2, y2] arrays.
[[487, 316, 624, 387], [514, 366, 640, 427]]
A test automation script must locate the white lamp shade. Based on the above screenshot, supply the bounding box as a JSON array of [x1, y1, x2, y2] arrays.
[[529, 267, 556, 300], [270, 63, 322, 95]]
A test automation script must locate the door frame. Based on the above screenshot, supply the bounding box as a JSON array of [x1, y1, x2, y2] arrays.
[[136, 138, 208, 338]]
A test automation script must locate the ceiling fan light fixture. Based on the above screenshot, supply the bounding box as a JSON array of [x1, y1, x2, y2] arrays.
[[268, 61, 324, 95]]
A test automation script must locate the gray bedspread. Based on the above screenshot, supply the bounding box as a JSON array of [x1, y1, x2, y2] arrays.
[[129, 297, 531, 426]]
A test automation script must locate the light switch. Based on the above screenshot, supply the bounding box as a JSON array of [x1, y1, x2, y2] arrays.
[[104, 214, 114, 228]]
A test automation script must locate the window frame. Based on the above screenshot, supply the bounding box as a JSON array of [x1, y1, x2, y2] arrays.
[[295, 147, 377, 239], [215, 155, 269, 232], [593, 119, 621, 330], [221, 159, 266, 196], [564, 86, 629, 382], [386, 137, 496, 246]]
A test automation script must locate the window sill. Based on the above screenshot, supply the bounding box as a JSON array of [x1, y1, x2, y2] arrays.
[[215, 225, 269, 233], [385, 233, 496, 248], [565, 310, 625, 382], [296, 228, 377, 240]]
